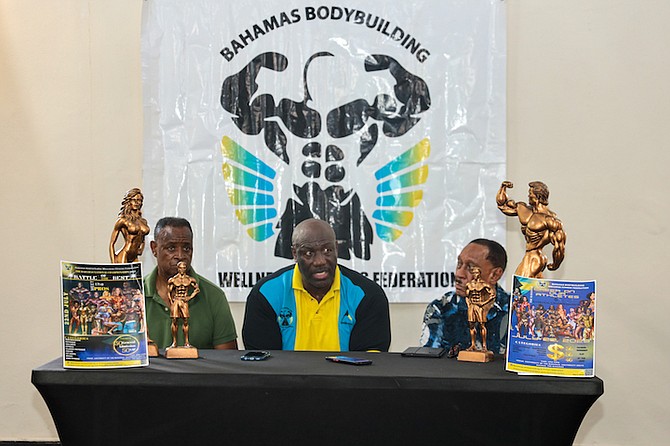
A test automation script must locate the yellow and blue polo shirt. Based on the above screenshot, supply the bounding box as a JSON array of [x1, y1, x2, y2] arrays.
[[242, 264, 391, 352], [292, 264, 343, 351]]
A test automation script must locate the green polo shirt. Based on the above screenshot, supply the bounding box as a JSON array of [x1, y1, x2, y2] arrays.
[[144, 267, 237, 349]]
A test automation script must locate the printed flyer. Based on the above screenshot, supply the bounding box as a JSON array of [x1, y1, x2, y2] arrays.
[[506, 275, 596, 377], [61, 261, 149, 368]]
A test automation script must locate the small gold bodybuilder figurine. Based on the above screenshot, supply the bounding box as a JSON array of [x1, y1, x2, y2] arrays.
[[109, 188, 151, 263], [496, 181, 566, 278], [465, 267, 496, 352], [165, 261, 200, 359], [458, 267, 496, 363]]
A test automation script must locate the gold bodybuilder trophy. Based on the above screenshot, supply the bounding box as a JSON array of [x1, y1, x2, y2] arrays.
[[109, 188, 159, 357], [109, 188, 150, 263], [165, 261, 200, 359], [458, 267, 496, 363], [496, 181, 566, 278]]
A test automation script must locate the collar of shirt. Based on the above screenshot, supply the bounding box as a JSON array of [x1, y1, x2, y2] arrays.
[[291, 264, 341, 304]]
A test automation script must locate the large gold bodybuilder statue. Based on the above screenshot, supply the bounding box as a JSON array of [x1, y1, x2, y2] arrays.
[[109, 188, 150, 263], [496, 181, 566, 278], [166, 261, 200, 352], [465, 267, 496, 353]]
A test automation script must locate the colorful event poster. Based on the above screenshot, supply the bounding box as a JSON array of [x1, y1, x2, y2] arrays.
[[506, 276, 596, 377], [61, 261, 149, 369]]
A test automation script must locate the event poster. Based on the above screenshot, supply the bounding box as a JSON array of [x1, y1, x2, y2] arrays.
[[61, 261, 149, 369], [141, 0, 507, 302], [506, 276, 596, 377]]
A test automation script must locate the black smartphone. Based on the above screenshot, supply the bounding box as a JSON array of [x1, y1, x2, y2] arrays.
[[401, 347, 446, 358], [325, 356, 373, 365], [240, 351, 271, 361]]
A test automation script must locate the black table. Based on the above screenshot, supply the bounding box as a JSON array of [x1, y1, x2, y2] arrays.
[[32, 350, 603, 446]]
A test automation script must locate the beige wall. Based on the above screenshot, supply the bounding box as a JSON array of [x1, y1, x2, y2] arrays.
[[2, 0, 669, 443]]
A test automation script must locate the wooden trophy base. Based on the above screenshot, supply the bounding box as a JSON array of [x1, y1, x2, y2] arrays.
[[457, 349, 494, 363], [165, 346, 199, 359], [147, 340, 159, 358]]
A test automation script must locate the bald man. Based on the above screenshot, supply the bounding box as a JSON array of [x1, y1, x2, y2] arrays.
[[242, 219, 391, 352]]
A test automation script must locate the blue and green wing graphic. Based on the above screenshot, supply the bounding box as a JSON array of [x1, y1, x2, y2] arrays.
[[221, 136, 278, 241], [373, 138, 430, 242]]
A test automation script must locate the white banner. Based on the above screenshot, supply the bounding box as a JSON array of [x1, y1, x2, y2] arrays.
[[141, 0, 506, 302]]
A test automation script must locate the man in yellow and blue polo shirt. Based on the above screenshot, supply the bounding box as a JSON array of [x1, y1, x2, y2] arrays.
[[242, 219, 391, 351]]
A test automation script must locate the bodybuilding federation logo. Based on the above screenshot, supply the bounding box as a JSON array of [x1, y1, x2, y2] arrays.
[[220, 51, 431, 260]]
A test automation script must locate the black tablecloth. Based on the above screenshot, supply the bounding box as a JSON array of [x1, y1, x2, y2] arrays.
[[32, 350, 603, 446]]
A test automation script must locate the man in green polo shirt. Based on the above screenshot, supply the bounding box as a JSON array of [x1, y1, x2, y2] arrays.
[[144, 217, 238, 349]]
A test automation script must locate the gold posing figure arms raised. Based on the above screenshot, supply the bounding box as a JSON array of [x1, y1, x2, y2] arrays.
[[496, 181, 566, 278]]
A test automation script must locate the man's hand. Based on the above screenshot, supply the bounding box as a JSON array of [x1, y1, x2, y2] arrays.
[[501, 180, 513, 189]]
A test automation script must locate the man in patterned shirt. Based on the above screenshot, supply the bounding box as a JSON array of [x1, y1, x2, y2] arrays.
[[420, 239, 509, 357]]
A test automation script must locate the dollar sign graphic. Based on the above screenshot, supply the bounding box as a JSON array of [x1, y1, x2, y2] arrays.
[[547, 343, 565, 361]]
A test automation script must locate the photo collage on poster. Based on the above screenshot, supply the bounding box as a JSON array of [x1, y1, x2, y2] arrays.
[[61, 261, 148, 368], [506, 275, 596, 377]]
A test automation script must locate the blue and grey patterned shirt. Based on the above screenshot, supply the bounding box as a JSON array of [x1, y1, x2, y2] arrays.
[[420, 284, 510, 354]]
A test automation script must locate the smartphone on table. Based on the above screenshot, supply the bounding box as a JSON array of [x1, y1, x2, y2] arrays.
[[325, 356, 373, 365], [240, 351, 271, 361]]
